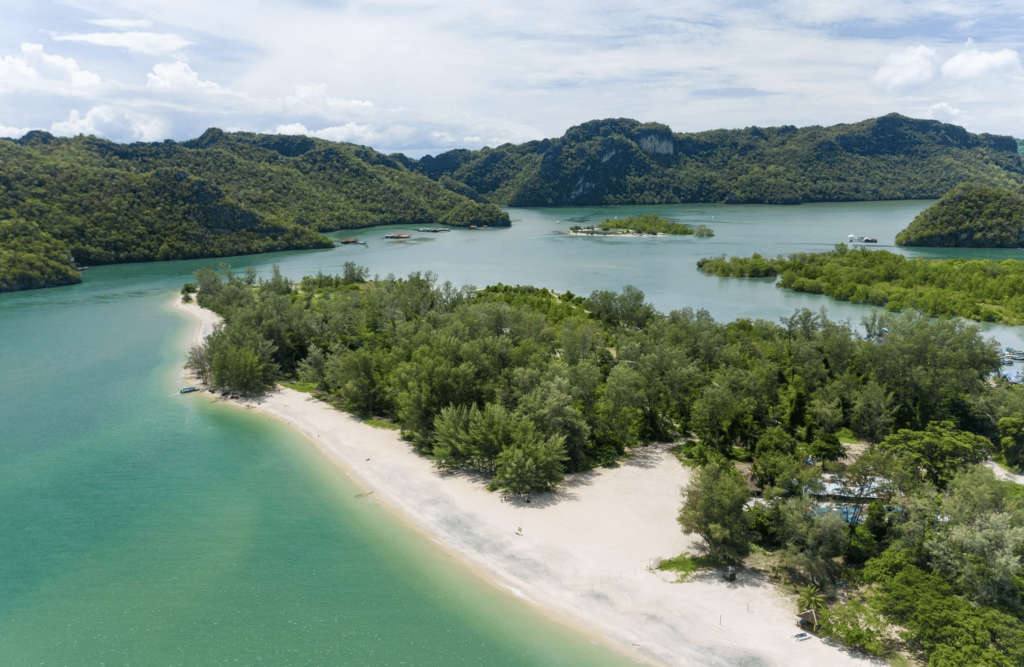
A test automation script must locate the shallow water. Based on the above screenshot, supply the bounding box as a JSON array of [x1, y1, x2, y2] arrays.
[[3, 200, 1022, 666]]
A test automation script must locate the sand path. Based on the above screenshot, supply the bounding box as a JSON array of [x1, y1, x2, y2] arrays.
[[173, 296, 875, 667]]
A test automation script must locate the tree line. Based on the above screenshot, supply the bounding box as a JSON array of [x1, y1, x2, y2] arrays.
[[570, 214, 713, 237], [698, 244, 1024, 324]]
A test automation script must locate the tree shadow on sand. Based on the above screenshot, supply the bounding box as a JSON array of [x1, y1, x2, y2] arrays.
[[623, 441, 677, 469]]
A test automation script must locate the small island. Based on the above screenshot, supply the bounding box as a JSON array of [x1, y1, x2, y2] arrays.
[[896, 182, 1024, 247], [569, 214, 713, 237]]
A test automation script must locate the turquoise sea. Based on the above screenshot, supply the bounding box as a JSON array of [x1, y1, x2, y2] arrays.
[[3, 201, 1023, 666]]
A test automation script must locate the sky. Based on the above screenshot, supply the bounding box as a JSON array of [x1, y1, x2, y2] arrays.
[[0, 1, 1021, 157]]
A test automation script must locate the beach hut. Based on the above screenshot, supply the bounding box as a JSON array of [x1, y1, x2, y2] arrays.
[[797, 608, 821, 632]]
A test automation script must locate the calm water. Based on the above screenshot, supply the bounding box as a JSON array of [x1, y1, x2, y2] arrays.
[[3, 200, 1023, 666]]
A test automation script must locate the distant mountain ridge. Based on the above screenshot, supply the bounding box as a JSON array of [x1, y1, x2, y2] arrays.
[[406, 114, 1024, 207], [0, 129, 510, 291]]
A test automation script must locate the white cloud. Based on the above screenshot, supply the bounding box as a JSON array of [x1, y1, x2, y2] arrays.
[[278, 84, 373, 120], [146, 61, 220, 91], [51, 106, 167, 141], [0, 1, 1021, 149], [0, 120, 36, 138], [0, 43, 102, 93], [89, 19, 154, 29], [942, 47, 1020, 79], [926, 102, 962, 122], [872, 45, 939, 92], [53, 31, 192, 55], [273, 121, 419, 147], [275, 121, 379, 144]]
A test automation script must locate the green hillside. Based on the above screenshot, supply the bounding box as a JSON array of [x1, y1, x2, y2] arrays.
[[896, 183, 1024, 248], [411, 114, 1024, 207], [0, 129, 509, 292], [0, 218, 81, 291]]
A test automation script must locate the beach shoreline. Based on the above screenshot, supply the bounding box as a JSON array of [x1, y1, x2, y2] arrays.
[[172, 294, 874, 667]]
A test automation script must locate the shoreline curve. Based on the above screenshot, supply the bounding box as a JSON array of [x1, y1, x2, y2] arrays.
[[171, 293, 874, 667]]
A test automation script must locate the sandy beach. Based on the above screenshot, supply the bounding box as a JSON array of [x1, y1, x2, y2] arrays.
[[173, 295, 874, 667]]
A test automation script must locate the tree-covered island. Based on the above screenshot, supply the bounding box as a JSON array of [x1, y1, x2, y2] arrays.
[[569, 214, 713, 237], [184, 264, 1024, 663], [896, 182, 1024, 248], [698, 244, 1024, 324]]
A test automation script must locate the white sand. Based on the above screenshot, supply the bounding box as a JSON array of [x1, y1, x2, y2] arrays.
[[174, 296, 874, 667], [987, 460, 1024, 485]]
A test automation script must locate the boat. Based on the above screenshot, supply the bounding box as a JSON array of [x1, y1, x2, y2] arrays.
[[417, 227, 449, 233], [383, 232, 411, 239], [180, 386, 199, 393], [863, 238, 878, 243], [339, 237, 359, 244]]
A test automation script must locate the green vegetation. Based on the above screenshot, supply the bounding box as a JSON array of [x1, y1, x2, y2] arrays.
[[186, 265, 1024, 660], [698, 244, 1024, 324], [279, 380, 317, 393], [896, 182, 1024, 247], [364, 418, 401, 431], [413, 114, 1023, 207], [0, 129, 509, 291], [569, 215, 714, 237], [658, 553, 709, 581], [0, 218, 81, 292], [677, 461, 750, 560]]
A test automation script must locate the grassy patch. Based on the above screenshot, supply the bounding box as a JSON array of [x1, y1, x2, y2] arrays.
[[364, 418, 400, 430], [280, 381, 317, 393], [835, 427, 859, 443], [659, 553, 717, 581]]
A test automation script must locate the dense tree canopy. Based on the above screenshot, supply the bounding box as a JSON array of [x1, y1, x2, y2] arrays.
[[0, 129, 510, 291], [699, 244, 1024, 324], [896, 182, 1024, 248], [188, 266, 1024, 661], [412, 114, 1023, 207], [0, 218, 80, 292]]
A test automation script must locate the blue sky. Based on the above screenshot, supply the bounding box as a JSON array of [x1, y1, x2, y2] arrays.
[[0, 1, 1021, 156]]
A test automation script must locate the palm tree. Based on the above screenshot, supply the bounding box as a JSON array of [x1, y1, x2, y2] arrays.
[[796, 585, 827, 631], [798, 584, 827, 614]]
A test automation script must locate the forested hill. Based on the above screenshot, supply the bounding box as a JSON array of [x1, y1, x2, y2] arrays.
[[407, 114, 1024, 207], [896, 182, 1024, 247], [0, 129, 509, 292]]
